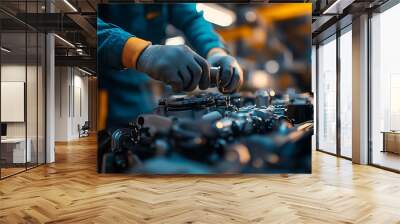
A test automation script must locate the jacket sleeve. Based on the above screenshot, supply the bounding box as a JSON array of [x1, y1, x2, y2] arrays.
[[168, 4, 225, 58], [97, 18, 151, 70]]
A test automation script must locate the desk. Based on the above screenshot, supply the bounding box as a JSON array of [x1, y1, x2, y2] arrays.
[[382, 131, 400, 154], [1, 138, 31, 163]]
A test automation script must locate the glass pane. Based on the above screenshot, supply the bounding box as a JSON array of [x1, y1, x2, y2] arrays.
[[26, 0, 40, 170], [371, 4, 400, 171], [27, 31, 38, 169], [1, 30, 27, 177], [317, 37, 337, 154], [339, 29, 352, 158]]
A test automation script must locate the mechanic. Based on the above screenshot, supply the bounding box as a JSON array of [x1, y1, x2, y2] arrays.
[[97, 3, 243, 131]]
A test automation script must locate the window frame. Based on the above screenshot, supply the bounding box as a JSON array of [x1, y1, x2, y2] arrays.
[[315, 22, 353, 161], [367, 0, 400, 173]]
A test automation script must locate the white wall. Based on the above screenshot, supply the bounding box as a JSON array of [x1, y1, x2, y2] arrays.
[[55, 66, 69, 141], [71, 73, 89, 138], [54, 67, 89, 141]]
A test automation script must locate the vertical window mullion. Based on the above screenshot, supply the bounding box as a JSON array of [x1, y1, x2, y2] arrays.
[[316, 44, 320, 151], [36, 0, 39, 167], [336, 29, 341, 157], [25, 0, 28, 171]]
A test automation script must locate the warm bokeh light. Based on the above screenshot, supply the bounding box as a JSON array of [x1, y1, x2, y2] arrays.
[[250, 70, 270, 89], [269, 90, 276, 97], [265, 60, 280, 74], [165, 36, 185, 45]]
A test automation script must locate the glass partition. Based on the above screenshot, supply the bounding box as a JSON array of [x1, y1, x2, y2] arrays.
[[38, 32, 45, 165], [1, 30, 28, 177], [317, 36, 337, 154], [26, 0, 44, 169], [27, 30, 38, 169], [0, 1, 46, 179]]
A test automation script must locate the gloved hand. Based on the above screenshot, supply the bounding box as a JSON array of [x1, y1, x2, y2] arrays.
[[137, 44, 210, 92], [207, 49, 243, 93]]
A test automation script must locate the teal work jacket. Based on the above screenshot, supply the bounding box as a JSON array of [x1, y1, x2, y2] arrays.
[[97, 3, 224, 129]]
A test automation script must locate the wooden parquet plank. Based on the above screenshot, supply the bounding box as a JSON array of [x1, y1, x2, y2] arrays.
[[0, 135, 400, 224]]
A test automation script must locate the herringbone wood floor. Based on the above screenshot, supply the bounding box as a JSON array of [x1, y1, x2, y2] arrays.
[[1, 135, 400, 224]]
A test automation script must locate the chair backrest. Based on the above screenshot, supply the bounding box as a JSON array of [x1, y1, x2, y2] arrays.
[[82, 121, 90, 129]]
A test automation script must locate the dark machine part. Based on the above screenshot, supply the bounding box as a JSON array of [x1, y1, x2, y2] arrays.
[[163, 106, 293, 163], [221, 122, 313, 173], [209, 66, 220, 88], [155, 92, 243, 119], [155, 92, 306, 120], [125, 121, 314, 174], [286, 103, 313, 124], [201, 111, 223, 122], [281, 93, 313, 124], [155, 93, 217, 119], [103, 109, 302, 172], [101, 92, 314, 173], [99, 127, 142, 173], [209, 66, 231, 94], [255, 90, 271, 107], [137, 114, 173, 135]]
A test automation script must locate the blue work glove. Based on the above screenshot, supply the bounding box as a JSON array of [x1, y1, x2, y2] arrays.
[[137, 45, 210, 92], [207, 49, 243, 93]]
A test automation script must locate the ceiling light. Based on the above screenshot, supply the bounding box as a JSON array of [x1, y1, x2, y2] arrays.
[[165, 36, 185, 45], [1, 47, 11, 53], [322, 0, 354, 15], [63, 0, 78, 12], [196, 3, 236, 27], [54, 34, 75, 48], [78, 67, 92, 76]]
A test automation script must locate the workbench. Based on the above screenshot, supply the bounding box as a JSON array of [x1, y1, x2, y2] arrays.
[[1, 138, 32, 165]]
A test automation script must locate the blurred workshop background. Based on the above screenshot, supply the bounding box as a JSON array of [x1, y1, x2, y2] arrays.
[[163, 3, 311, 93]]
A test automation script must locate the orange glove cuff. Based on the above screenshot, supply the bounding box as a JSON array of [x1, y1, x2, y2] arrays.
[[122, 37, 151, 69]]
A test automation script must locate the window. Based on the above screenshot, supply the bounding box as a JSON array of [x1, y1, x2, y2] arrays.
[[339, 28, 352, 158], [370, 3, 400, 171], [317, 36, 337, 154]]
